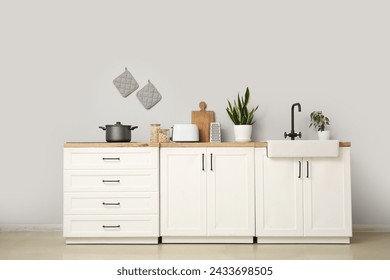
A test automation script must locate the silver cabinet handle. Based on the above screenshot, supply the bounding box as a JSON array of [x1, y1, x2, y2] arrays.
[[102, 225, 120, 228], [210, 153, 213, 171], [102, 179, 120, 183], [202, 153, 205, 171], [298, 161, 302, 178], [102, 202, 120, 206]]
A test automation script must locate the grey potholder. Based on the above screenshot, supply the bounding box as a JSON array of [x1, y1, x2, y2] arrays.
[[136, 80, 162, 109], [113, 67, 139, 97]]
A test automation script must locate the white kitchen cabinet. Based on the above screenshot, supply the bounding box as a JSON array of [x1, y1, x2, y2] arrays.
[[63, 215, 159, 239], [63, 148, 158, 169], [207, 148, 255, 236], [160, 148, 207, 236], [303, 154, 352, 237], [255, 147, 352, 243], [257, 154, 304, 237], [63, 147, 159, 244], [160, 147, 254, 243]]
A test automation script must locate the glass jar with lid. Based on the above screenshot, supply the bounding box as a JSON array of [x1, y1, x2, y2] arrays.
[[159, 128, 170, 143], [149, 124, 160, 143]]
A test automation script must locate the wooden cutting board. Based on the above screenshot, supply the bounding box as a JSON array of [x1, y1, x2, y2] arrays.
[[192, 101, 215, 142]]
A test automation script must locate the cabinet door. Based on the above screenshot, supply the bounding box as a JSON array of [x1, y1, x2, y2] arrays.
[[303, 148, 352, 237], [207, 148, 255, 236], [160, 148, 207, 236], [256, 150, 303, 236]]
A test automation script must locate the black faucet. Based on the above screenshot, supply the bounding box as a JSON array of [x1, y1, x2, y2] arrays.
[[284, 103, 302, 140]]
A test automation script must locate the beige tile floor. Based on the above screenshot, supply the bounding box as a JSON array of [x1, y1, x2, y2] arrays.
[[0, 231, 389, 260]]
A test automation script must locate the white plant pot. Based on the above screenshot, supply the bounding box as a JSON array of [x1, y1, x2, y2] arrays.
[[234, 125, 252, 142], [318, 130, 330, 140]]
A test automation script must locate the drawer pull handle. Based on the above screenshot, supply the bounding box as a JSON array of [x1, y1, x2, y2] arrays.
[[102, 180, 120, 183], [298, 161, 302, 178], [102, 225, 120, 228], [102, 157, 120, 161], [306, 161, 310, 178], [102, 202, 121, 206]]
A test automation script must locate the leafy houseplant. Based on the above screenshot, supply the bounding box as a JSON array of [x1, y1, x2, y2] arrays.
[[226, 87, 259, 142], [309, 111, 331, 140], [226, 87, 259, 125]]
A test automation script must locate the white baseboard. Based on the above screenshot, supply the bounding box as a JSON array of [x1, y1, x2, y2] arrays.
[[353, 224, 390, 232], [1, 224, 389, 233], [0, 224, 63, 232]]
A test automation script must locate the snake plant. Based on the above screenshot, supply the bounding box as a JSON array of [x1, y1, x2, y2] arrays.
[[226, 87, 259, 125]]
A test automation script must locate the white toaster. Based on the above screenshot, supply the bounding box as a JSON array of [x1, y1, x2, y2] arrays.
[[172, 124, 199, 142]]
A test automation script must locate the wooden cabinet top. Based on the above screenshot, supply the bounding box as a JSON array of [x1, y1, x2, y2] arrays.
[[64, 142, 160, 148], [64, 142, 351, 148]]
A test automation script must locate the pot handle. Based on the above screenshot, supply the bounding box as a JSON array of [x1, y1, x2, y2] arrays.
[[130, 126, 138, 130], [99, 126, 106, 130]]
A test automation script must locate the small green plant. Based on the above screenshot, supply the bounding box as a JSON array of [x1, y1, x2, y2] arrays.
[[309, 111, 330, 132], [226, 87, 259, 125]]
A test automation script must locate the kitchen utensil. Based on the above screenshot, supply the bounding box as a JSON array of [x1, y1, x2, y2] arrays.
[[113, 67, 139, 97], [191, 101, 215, 142], [171, 124, 199, 142], [99, 122, 138, 142], [210, 122, 221, 142], [136, 80, 162, 109]]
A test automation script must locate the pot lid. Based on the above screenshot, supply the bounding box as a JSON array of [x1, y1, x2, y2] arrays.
[[106, 122, 136, 128], [107, 122, 131, 127]]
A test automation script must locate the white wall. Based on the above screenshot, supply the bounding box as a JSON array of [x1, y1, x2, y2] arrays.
[[0, 0, 389, 227]]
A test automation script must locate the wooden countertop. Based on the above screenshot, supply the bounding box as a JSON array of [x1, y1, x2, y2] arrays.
[[63, 142, 263, 148], [64, 141, 350, 148], [161, 142, 350, 147], [64, 142, 159, 148], [339, 142, 351, 147], [159, 142, 264, 147]]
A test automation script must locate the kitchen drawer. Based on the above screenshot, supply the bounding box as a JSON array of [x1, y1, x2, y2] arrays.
[[64, 148, 158, 170], [64, 192, 159, 215], [63, 215, 159, 237], [64, 170, 158, 192]]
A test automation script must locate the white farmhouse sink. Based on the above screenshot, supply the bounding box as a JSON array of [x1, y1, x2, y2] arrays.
[[267, 140, 339, 158]]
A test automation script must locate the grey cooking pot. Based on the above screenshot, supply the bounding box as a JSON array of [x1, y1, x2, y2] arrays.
[[99, 122, 138, 142]]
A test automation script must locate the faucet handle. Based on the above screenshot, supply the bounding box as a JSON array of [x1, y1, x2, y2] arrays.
[[298, 132, 302, 138], [284, 132, 288, 139]]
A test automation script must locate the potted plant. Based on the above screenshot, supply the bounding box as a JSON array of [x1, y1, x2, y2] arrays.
[[226, 87, 259, 142], [309, 111, 331, 140]]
